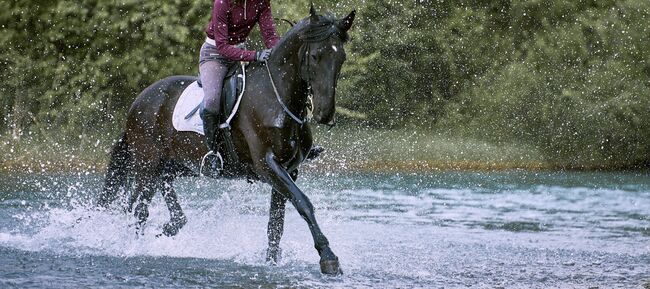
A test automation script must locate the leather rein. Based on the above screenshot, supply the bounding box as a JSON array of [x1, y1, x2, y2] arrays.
[[263, 42, 314, 126]]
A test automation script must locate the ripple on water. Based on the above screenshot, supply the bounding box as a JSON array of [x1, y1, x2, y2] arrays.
[[0, 171, 648, 288]]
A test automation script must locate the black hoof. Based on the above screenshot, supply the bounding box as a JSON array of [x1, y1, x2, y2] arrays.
[[161, 216, 187, 237], [135, 224, 145, 237], [266, 247, 282, 265], [320, 258, 342, 276], [306, 145, 325, 162]]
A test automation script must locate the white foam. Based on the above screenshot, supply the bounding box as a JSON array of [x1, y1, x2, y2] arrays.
[[1, 178, 648, 286]]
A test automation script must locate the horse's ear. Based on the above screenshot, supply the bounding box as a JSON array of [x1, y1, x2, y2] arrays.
[[339, 10, 356, 31], [309, 3, 318, 22]]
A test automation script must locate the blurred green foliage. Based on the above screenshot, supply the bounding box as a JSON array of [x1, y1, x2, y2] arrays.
[[1, 0, 648, 168]]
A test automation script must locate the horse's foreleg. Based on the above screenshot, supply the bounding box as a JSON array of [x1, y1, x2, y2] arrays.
[[266, 188, 287, 264], [264, 153, 341, 275], [159, 169, 187, 237]]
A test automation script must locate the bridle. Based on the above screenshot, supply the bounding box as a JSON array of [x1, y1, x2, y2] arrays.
[[263, 41, 316, 126], [263, 13, 349, 128]]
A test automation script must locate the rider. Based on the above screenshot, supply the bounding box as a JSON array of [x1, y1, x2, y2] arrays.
[[199, 0, 279, 160]]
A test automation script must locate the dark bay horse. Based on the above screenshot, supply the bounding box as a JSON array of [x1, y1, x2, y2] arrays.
[[97, 7, 355, 275]]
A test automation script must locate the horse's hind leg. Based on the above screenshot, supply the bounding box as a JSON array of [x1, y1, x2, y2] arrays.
[[125, 152, 162, 235], [131, 172, 157, 236], [159, 165, 187, 237], [266, 188, 288, 264]]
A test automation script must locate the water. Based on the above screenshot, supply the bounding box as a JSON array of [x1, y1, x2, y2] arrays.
[[0, 171, 648, 288]]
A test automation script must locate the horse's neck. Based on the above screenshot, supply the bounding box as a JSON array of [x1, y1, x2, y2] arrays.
[[266, 38, 309, 112]]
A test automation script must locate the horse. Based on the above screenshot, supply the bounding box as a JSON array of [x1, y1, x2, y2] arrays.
[[96, 6, 355, 275]]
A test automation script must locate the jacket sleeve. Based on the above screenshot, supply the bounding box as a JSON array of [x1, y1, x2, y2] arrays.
[[258, 0, 280, 49], [212, 0, 256, 61]]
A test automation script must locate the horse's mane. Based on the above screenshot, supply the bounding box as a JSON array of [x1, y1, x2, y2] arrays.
[[279, 13, 350, 46]]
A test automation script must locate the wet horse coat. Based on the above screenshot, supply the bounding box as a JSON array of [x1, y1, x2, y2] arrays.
[[98, 7, 356, 275]]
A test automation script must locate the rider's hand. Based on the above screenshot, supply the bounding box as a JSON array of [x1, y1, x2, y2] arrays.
[[255, 49, 272, 62]]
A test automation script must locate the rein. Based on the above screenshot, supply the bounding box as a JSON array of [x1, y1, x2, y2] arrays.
[[264, 60, 307, 125], [263, 42, 314, 126]]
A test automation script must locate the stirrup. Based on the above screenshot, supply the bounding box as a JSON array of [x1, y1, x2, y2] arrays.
[[200, 150, 224, 176]]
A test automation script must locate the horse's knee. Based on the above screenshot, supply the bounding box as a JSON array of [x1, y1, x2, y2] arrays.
[[294, 196, 315, 217]]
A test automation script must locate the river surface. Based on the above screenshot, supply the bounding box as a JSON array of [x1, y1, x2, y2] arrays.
[[0, 171, 648, 288]]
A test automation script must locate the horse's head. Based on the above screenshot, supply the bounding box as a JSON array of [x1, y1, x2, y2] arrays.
[[299, 6, 355, 126]]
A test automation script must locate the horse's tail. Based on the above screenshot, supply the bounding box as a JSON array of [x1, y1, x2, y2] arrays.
[[97, 131, 131, 208]]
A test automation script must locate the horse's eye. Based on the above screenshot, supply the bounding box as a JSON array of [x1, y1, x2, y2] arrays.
[[311, 54, 318, 62]]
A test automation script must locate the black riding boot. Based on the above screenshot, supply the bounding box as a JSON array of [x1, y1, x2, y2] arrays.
[[200, 109, 223, 175]]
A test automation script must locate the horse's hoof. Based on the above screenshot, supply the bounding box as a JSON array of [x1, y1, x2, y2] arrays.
[[161, 223, 179, 237], [266, 247, 282, 265], [306, 146, 325, 162], [160, 215, 187, 237], [162, 220, 185, 237], [320, 258, 343, 276], [134, 222, 146, 236]]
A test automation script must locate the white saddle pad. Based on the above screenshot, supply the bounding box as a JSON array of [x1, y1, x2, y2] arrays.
[[172, 81, 205, 135]]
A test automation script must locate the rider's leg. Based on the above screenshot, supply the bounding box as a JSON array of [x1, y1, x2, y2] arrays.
[[199, 44, 230, 155]]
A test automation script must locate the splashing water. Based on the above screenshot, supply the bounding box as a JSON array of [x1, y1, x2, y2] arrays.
[[0, 171, 649, 288]]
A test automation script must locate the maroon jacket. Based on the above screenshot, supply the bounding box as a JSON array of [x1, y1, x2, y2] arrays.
[[205, 0, 280, 62]]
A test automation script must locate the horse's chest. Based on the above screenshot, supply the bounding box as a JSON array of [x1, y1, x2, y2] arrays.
[[271, 132, 304, 162], [275, 139, 299, 160]]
